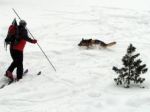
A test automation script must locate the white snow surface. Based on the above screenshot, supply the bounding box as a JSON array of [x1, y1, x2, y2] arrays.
[[1, 0, 150, 112]]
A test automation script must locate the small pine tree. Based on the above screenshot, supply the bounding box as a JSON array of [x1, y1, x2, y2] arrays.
[[112, 44, 148, 88]]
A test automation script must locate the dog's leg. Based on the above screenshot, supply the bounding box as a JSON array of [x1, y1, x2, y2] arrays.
[[100, 41, 107, 47]]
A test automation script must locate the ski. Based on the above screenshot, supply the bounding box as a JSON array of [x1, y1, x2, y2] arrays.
[[0, 69, 30, 89], [37, 71, 41, 75], [0, 69, 41, 89], [23, 69, 29, 75]]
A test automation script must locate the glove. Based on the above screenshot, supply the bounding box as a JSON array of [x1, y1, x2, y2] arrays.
[[31, 39, 37, 44]]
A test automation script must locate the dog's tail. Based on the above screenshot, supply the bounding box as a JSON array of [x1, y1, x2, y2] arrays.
[[106, 41, 116, 47]]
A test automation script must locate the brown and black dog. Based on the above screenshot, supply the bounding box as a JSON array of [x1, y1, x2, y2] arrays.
[[78, 38, 116, 48]]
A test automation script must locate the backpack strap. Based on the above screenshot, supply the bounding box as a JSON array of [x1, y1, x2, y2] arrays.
[[4, 40, 8, 51]]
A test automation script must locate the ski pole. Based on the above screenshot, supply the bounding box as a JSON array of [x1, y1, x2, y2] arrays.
[[12, 8, 56, 72]]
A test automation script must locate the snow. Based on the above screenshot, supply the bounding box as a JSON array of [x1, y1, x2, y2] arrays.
[[1, 0, 150, 112]]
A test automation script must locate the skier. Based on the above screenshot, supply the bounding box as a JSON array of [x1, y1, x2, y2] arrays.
[[5, 20, 37, 81]]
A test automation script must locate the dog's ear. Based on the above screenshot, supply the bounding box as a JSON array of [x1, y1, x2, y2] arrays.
[[82, 38, 84, 40]]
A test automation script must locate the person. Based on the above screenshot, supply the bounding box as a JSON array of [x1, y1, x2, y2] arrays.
[[5, 20, 37, 81]]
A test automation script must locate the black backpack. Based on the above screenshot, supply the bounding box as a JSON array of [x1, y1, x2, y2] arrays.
[[4, 19, 19, 49]]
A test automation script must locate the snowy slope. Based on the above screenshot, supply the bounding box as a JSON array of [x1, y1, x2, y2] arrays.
[[1, 0, 150, 112]]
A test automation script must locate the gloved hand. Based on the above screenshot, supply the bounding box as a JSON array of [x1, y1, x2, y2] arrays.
[[31, 39, 37, 44]]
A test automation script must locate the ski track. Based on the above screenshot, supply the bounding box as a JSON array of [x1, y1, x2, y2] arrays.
[[1, 0, 150, 112]]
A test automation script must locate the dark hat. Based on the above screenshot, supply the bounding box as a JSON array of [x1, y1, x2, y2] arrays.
[[19, 20, 27, 27]]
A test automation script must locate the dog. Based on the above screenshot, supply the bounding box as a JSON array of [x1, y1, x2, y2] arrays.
[[78, 38, 116, 48]]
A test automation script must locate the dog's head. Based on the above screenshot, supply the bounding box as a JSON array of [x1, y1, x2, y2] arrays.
[[78, 38, 92, 46]]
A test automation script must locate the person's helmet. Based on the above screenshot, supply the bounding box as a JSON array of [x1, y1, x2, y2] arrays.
[[19, 20, 27, 27]]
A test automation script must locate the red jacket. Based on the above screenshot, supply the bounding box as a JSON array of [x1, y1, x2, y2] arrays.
[[11, 25, 33, 51], [12, 39, 27, 51]]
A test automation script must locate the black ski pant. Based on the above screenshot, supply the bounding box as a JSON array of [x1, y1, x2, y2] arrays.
[[7, 48, 23, 80]]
